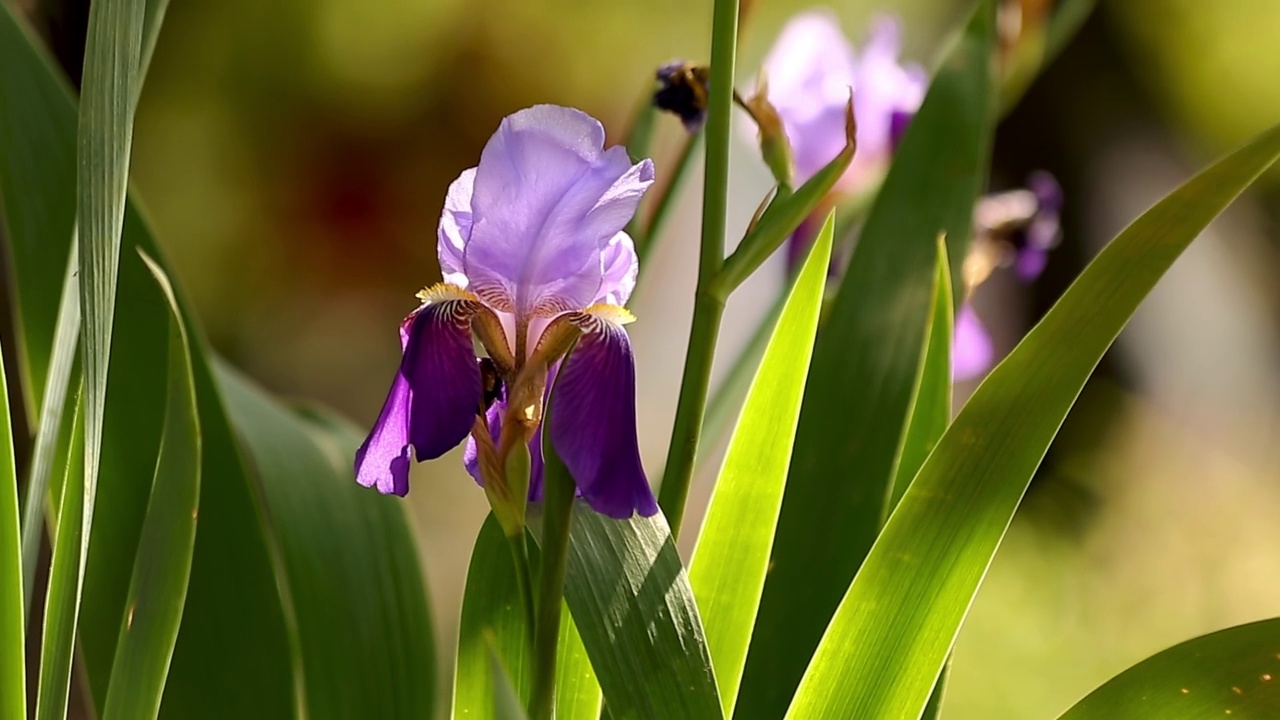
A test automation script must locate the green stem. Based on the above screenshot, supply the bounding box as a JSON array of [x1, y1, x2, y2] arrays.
[[528, 452, 576, 720], [636, 133, 703, 265], [657, 0, 738, 537]]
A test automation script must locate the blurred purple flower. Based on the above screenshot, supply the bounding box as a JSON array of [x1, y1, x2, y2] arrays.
[[953, 171, 1063, 381], [761, 10, 927, 188], [355, 105, 659, 519]]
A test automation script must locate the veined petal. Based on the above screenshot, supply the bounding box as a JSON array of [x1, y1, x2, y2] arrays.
[[462, 105, 653, 315], [953, 303, 994, 381], [355, 292, 482, 495], [549, 308, 657, 519]]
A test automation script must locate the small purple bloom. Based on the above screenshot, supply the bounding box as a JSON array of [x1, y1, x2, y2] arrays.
[[761, 10, 927, 188], [952, 304, 994, 382], [356, 105, 659, 519], [953, 172, 1064, 380]]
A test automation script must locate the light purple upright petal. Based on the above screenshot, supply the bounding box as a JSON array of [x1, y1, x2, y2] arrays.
[[549, 318, 657, 519], [763, 11, 857, 184], [354, 373, 413, 496], [597, 231, 639, 306], [438, 168, 475, 288], [461, 105, 654, 315], [953, 303, 995, 381], [402, 303, 483, 459]]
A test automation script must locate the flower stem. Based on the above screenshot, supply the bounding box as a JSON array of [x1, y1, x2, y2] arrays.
[[657, 0, 738, 538], [528, 451, 576, 720]]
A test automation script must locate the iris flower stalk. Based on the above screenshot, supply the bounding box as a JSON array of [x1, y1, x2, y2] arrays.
[[354, 104, 659, 718]]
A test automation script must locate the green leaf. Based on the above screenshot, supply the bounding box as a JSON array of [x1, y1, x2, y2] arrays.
[[1056, 618, 1280, 718], [0, 339, 24, 719], [218, 367, 436, 719], [100, 253, 201, 720], [490, 640, 533, 720], [885, 238, 953, 517], [553, 605, 601, 720], [689, 213, 832, 716], [19, 249, 80, 623], [784, 122, 1280, 720], [77, 0, 147, 602], [3, 13, 438, 716], [34, 384, 84, 720], [738, 3, 998, 716], [454, 515, 534, 718], [564, 510, 722, 720]]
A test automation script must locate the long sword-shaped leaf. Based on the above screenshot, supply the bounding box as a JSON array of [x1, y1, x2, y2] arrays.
[[884, 239, 952, 519], [34, 385, 84, 720], [100, 253, 201, 720], [553, 605, 601, 720], [454, 515, 534, 718], [565, 509, 722, 719], [218, 367, 436, 719], [77, 0, 146, 607], [784, 122, 1280, 720], [738, 4, 997, 716], [6, 2, 438, 716], [1056, 618, 1280, 719], [689, 214, 833, 716], [0, 339, 24, 719]]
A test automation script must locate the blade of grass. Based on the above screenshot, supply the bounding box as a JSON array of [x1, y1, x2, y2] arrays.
[[689, 213, 832, 716], [33, 384, 84, 720], [884, 237, 953, 518], [0, 339, 25, 720], [19, 246, 80, 626], [1055, 618, 1280, 718], [736, 4, 997, 715], [99, 252, 200, 720], [783, 121, 1280, 720]]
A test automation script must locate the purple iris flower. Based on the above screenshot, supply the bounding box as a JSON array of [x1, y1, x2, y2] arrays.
[[953, 171, 1063, 381], [355, 105, 660, 519], [761, 10, 927, 189]]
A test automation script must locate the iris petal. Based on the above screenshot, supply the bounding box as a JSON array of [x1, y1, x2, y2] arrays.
[[953, 303, 995, 381], [549, 313, 657, 519], [354, 373, 413, 496], [355, 300, 481, 495], [461, 105, 654, 315]]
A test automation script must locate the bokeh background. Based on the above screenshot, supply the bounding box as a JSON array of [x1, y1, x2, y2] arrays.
[[13, 0, 1280, 716]]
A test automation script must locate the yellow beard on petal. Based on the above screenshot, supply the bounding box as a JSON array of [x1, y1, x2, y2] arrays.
[[415, 282, 480, 305], [581, 303, 636, 326]]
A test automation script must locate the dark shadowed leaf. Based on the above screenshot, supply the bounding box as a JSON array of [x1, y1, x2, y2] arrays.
[[564, 509, 722, 720]]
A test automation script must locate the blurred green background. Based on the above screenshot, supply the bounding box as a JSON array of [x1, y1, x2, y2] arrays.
[[10, 0, 1280, 716]]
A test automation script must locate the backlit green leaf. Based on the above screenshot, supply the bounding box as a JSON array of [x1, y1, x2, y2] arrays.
[[0, 339, 25, 720], [1056, 618, 1280, 719], [689, 213, 832, 716], [784, 121, 1280, 720]]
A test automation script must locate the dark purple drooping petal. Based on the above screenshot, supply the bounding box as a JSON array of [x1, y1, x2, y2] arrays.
[[550, 318, 657, 519], [355, 302, 481, 495], [463, 395, 546, 502], [888, 109, 913, 150], [354, 373, 414, 496]]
